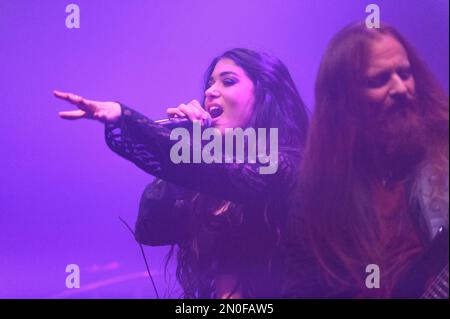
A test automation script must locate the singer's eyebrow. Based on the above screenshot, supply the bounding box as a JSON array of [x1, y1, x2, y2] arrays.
[[219, 71, 238, 77]]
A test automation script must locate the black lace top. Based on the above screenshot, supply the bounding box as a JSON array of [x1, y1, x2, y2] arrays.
[[105, 104, 301, 298]]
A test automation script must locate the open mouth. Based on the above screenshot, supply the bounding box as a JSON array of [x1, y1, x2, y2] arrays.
[[208, 105, 224, 119]]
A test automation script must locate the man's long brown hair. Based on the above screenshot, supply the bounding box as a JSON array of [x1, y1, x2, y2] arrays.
[[295, 23, 448, 294]]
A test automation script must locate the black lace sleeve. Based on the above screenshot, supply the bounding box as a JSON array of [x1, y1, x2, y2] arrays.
[[105, 104, 300, 203]]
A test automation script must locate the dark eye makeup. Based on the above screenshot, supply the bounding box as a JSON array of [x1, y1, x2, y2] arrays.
[[206, 77, 238, 89], [223, 78, 237, 86]]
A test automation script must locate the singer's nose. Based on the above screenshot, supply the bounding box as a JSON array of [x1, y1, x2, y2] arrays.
[[205, 85, 220, 99]]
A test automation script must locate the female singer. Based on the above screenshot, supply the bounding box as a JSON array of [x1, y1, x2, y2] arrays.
[[55, 48, 309, 298]]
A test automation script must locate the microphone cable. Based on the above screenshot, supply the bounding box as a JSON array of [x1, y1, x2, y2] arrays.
[[118, 216, 160, 299]]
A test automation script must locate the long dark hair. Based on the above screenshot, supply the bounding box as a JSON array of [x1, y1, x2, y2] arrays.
[[169, 48, 309, 298], [295, 22, 448, 295], [203, 48, 309, 148]]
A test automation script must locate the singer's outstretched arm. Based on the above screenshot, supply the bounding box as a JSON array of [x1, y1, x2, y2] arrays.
[[55, 91, 300, 203], [105, 104, 300, 203]]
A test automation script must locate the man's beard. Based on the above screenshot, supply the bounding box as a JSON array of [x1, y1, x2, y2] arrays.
[[363, 98, 427, 181]]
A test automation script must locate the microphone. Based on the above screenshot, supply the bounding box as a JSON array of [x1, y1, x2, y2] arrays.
[[154, 117, 198, 129], [154, 107, 223, 129]]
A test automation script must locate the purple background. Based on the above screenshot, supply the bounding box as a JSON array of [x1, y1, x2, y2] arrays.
[[0, 0, 448, 298]]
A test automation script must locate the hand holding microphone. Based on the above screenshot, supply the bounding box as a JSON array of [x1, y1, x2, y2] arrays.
[[163, 100, 213, 128]]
